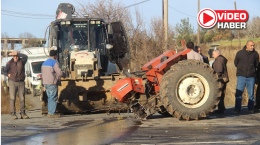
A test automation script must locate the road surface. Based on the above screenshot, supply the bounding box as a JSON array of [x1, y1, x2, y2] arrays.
[[1, 94, 260, 145]]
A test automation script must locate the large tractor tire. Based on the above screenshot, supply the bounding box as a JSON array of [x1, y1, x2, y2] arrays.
[[160, 60, 221, 120]]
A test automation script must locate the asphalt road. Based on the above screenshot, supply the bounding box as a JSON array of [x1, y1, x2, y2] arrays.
[[113, 109, 260, 145], [1, 94, 260, 145]]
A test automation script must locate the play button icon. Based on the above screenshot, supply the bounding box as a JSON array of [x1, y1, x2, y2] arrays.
[[203, 12, 213, 24], [197, 8, 217, 29]]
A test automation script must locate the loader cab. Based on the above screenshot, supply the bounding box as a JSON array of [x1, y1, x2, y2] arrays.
[[48, 18, 130, 76], [57, 19, 108, 53], [49, 19, 110, 74]]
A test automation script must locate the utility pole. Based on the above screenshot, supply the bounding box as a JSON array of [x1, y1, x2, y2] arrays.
[[163, 0, 168, 50], [234, 1, 241, 48], [197, 0, 200, 45]]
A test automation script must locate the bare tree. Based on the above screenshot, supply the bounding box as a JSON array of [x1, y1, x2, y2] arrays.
[[76, 0, 175, 71], [1, 32, 10, 38], [246, 17, 260, 38], [19, 32, 42, 48], [77, 0, 131, 24], [1, 33, 11, 56], [127, 8, 148, 70], [130, 17, 175, 70]]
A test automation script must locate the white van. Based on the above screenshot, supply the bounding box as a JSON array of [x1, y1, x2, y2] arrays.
[[19, 47, 49, 56], [19, 47, 49, 96], [25, 55, 48, 96]]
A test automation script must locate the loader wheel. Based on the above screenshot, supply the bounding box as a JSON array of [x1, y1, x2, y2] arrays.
[[160, 60, 221, 120]]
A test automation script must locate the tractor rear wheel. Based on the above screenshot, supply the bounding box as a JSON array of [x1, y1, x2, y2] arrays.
[[160, 60, 221, 120]]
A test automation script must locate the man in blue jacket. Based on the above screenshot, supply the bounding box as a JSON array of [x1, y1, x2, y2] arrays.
[[41, 50, 63, 118], [234, 40, 259, 113]]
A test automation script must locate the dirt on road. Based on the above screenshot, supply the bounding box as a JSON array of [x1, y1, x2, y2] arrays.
[[2, 93, 260, 145], [1, 93, 131, 144]]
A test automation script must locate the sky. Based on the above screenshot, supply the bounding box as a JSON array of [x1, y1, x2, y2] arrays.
[[1, 0, 260, 38]]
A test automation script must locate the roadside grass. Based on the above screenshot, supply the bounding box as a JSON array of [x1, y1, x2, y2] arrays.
[[211, 37, 260, 47]]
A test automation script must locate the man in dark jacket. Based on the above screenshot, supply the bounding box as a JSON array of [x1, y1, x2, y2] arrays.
[[234, 40, 259, 113], [5, 50, 29, 119], [195, 46, 209, 64], [212, 49, 229, 113], [255, 63, 260, 112]]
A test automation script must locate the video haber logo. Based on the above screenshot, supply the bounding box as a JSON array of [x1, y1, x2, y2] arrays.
[[197, 8, 249, 29]]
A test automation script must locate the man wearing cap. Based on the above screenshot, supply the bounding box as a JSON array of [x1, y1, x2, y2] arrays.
[[41, 50, 63, 118], [4, 50, 29, 119]]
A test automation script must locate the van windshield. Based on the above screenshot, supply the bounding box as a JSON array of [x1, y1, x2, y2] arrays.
[[31, 61, 44, 73]]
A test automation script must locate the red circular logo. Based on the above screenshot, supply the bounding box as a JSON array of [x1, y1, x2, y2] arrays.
[[197, 8, 217, 29]]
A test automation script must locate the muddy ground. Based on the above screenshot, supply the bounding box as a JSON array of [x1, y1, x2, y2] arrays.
[[1, 93, 130, 143], [1, 94, 260, 145]]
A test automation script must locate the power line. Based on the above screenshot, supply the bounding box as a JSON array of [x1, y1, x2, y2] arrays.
[[2, 13, 54, 19], [2, 0, 151, 20], [123, 0, 151, 9], [168, 5, 196, 19], [2, 9, 54, 17]]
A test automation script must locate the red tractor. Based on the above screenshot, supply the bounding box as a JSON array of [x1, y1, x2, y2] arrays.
[[111, 46, 221, 120]]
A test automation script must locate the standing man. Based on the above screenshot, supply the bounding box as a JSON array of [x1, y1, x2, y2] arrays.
[[212, 49, 229, 113], [255, 63, 260, 112], [186, 41, 203, 61], [41, 50, 63, 118], [5, 50, 29, 119], [234, 40, 259, 113], [195, 46, 209, 64]]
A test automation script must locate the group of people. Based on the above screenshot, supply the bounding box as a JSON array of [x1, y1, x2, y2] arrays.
[[186, 40, 260, 114], [4, 40, 260, 119], [5, 49, 62, 119]]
